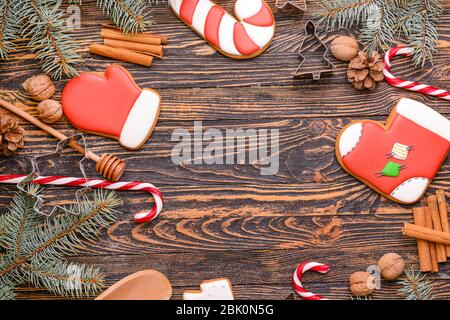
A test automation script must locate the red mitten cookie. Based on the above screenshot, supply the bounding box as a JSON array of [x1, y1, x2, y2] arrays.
[[62, 65, 161, 150], [336, 98, 450, 204]]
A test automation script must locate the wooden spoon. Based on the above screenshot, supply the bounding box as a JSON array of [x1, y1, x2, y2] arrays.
[[96, 270, 172, 300]]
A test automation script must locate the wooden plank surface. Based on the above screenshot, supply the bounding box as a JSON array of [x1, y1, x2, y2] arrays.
[[0, 0, 449, 300]]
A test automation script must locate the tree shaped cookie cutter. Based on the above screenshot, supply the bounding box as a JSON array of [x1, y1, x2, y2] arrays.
[[294, 20, 336, 80], [275, 0, 307, 11]]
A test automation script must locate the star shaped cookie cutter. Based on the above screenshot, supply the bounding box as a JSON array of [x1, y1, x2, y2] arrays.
[[16, 134, 92, 216], [275, 0, 307, 11], [294, 20, 336, 80]]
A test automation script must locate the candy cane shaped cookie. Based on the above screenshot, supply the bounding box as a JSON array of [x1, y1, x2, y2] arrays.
[[169, 0, 275, 59], [292, 261, 330, 300]]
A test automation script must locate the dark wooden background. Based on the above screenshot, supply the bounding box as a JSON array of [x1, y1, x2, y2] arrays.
[[0, 0, 449, 299]]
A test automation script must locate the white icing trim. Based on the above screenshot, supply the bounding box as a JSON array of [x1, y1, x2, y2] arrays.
[[219, 14, 240, 56], [338, 123, 363, 158], [119, 90, 160, 149], [183, 279, 234, 300], [396, 98, 450, 142], [169, 0, 182, 15], [192, 0, 214, 36], [234, 0, 262, 20], [390, 177, 429, 203], [241, 22, 274, 48]]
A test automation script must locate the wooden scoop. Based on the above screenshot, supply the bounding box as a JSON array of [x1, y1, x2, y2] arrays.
[[96, 270, 172, 300]]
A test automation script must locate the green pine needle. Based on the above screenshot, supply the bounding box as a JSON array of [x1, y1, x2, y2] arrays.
[[68, 0, 154, 32], [97, 0, 152, 33], [0, 284, 15, 300], [400, 0, 441, 67], [15, 0, 80, 79], [317, 0, 378, 31], [398, 267, 435, 300], [0, 0, 154, 78], [0, 0, 19, 59], [22, 258, 105, 298], [0, 185, 121, 300], [315, 0, 442, 66]]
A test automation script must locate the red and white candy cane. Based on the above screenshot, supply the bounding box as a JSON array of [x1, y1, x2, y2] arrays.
[[383, 46, 450, 101], [0, 174, 163, 223], [169, 0, 275, 58], [292, 261, 330, 300]]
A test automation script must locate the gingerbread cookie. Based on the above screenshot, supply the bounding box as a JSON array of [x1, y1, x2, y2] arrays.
[[169, 0, 275, 59], [183, 278, 234, 300], [336, 98, 450, 204], [61, 65, 161, 150]]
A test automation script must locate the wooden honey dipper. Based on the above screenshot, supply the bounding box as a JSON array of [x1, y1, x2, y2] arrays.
[[0, 98, 126, 181]]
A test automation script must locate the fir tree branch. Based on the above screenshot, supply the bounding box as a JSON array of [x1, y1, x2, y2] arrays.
[[96, 0, 151, 33], [315, 0, 442, 66], [21, 258, 105, 298], [0, 186, 41, 258], [400, 0, 441, 66], [316, 0, 378, 30], [359, 4, 384, 52], [0, 284, 15, 300], [0, 189, 120, 296], [359, 2, 400, 53], [16, 0, 80, 79], [398, 267, 435, 300], [68, 0, 155, 32], [0, 0, 18, 59], [0, 258, 19, 300]]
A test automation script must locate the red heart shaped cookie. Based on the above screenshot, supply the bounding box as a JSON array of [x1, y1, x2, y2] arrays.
[[62, 65, 161, 150], [336, 98, 450, 204]]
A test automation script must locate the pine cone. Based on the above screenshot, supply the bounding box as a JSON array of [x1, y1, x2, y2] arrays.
[[347, 51, 384, 90], [0, 114, 25, 156]]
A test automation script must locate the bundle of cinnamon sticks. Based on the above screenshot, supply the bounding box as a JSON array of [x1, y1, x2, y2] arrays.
[[402, 190, 450, 273], [89, 26, 168, 67]]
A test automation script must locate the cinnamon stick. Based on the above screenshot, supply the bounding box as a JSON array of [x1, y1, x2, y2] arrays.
[[436, 190, 450, 257], [428, 195, 447, 262], [103, 38, 163, 57], [403, 222, 450, 245], [424, 208, 439, 272], [89, 44, 153, 67], [101, 28, 168, 45], [412, 208, 433, 272]]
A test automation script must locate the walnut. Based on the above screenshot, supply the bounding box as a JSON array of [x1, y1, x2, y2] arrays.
[[377, 253, 405, 280], [349, 271, 376, 297], [330, 36, 359, 62], [22, 75, 56, 101], [36, 99, 63, 124]]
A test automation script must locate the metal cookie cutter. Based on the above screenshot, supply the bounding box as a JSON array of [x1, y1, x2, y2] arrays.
[[294, 20, 336, 80], [275, 0, 307, 12], [1, 133, 164, 223], [16, 134, 91, 216]]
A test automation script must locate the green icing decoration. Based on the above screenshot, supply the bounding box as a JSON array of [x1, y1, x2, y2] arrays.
[[382, 161, 401, 177]]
